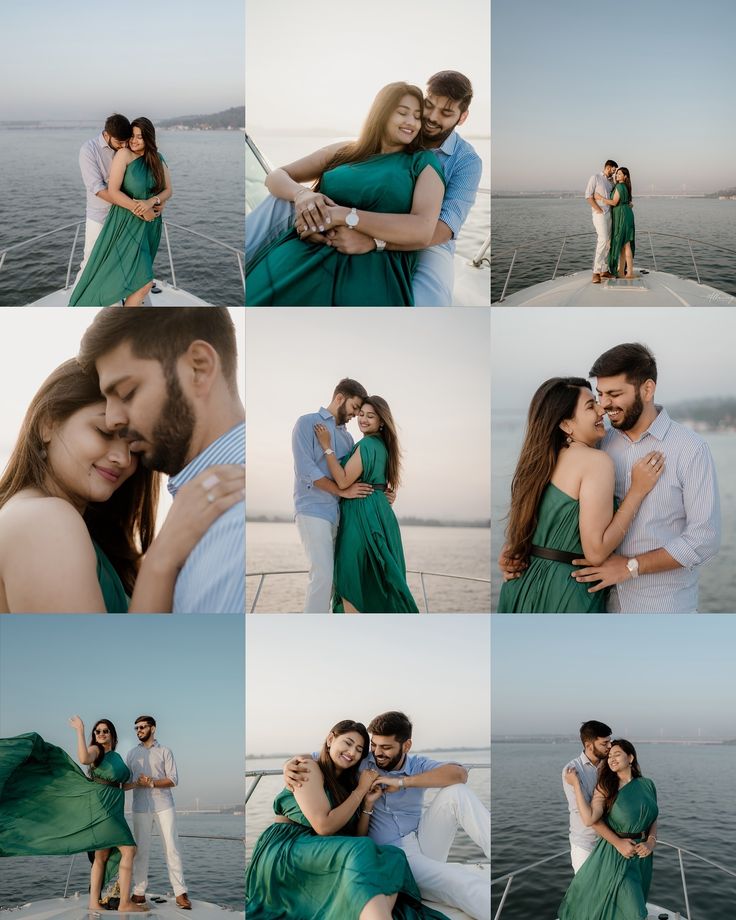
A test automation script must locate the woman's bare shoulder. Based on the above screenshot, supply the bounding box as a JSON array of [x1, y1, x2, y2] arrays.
[[0, 494, 92, 549]]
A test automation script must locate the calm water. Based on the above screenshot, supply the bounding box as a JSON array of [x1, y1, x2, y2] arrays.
[[253, 134, 490, 263], [491, 197, 736, 302], [0, 126, 244, 306], [246, 748, 490, 865], [246, 520, 491, 613], [491, 741, 736, 918], [0, 814, 244, 909], [491, 414, 736, 612]]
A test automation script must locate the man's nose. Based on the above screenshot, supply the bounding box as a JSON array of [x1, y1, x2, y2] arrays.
[[105, 403, 127, 430]]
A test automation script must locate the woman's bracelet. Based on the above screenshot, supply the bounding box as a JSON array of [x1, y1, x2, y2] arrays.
[[362, 809, 374, 815]]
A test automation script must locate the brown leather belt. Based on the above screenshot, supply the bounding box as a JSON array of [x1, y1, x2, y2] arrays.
[[613, 829, 648, 841], [90, 775, 124, 789], [530, 544, 579, 565]]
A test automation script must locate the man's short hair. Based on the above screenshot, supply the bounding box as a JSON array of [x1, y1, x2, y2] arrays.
[[589, 343, 657, 388], [426, 71, 473, 113], [332, 377, 368, 401], [78, 307, 239, 391], [604, 159, 618, 169], [579, 720, 612, 744], [135, 715, 156, 727], [367, 711, 413, 743], [104, 113, 132, 141]]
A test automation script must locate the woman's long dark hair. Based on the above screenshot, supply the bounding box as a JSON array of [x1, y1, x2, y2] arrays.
[[363, 396, 402, 490], [616, 166, 633, 203], [89, 718, 118, 769], [0, 359, 160, 595], [315, 82, 425, 187], [317, 719, 370, 816], [505, 377, 591, 561], [597, 738, 642, 815], [131, 117, 165, 195]]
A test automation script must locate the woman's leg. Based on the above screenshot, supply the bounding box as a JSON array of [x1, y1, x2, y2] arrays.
[[89, 849, 110, 908], [342, 598, 360, 613], [359, 893, 396, 920], [623, 243, 634, 277], [123, 282, 153, 307], [117, 845, 148, 911]]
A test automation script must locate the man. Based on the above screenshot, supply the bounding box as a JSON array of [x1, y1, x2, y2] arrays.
[[572, 343, 721, 612], [585, 159, 617, 284], [126, 716, 191, 909], [78, 308, 245, 613], [246, 71, 483, 306], [291, 378, 375, 612], [284, 711, 490, 920]]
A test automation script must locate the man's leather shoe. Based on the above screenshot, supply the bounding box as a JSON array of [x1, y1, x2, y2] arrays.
[[131, 895, 146, 904], [600, 271, 614, 279], [176, 893, 192, 910], [592, 273, 601, 283]]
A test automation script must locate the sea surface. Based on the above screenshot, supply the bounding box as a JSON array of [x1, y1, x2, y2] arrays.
[[252, 134, 491, 264], [246, 748, 490, 865], [491, 414, 736, 613], [0, 125, 245, 306], [0, 813, 244, 909], [246, 520, 491, 613], [491, 197, 736, 302], [491, 741, 736, 918]]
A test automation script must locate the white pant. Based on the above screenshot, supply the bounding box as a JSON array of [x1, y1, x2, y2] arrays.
[[295, 514, 337, 613], [399, 785, 491, 920], [591, 210, 611, 273], [132, 807, 186, 896], [570, 841, 594, 874], [73, 218, 105, 287]]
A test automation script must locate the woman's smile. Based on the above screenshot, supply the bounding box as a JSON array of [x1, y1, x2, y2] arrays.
[[93, 464, 122, 483]]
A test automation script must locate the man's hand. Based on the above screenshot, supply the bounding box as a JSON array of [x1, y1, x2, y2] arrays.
[[615, 838, 638, 858], [385, 488, 396, 506], [498, 544, 527, 582], [293, 190, 335, 233], [571, 554, 630, 592], [298, 230, 331, 244], [136, 774, 151, 786], [326, 227, 376, 255], [140, 207, 157, 222], [341, 483, 373, 499], [283, 755, 312, 791]]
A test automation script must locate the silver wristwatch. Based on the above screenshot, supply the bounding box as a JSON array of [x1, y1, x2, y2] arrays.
[[626, 557, 640, 578], [345, 207, 360, 229], [324, 448, 334, 456], [373, 238, 386, 251]]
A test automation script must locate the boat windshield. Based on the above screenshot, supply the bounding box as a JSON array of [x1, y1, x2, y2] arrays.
[[246, 136, 271, 214]]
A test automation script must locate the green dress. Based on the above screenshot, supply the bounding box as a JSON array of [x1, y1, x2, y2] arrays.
[[93, 541, 129, 613], [497, 483, 607, 613], [70, 154, 165, 306], [246, 150, 445, 306], [0, 733, 134, 886], [245, 786, 450, 920], [608, 183, 635, 275], [559, 777, 658, 920], [333, 437, 419, 613]]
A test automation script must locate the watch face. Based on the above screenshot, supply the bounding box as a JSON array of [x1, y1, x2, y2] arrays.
[[346, 210, 359, 227]]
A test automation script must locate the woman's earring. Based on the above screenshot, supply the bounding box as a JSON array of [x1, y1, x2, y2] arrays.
[[39, 447, 48, 460]]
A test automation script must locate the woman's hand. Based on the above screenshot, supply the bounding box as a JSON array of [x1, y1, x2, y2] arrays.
[[294, 189, 335, 234], [634, 840, 654, 858], [314, 424, 332, 451], [357, 768, 381, 795], [614, 838, 638, 858], [69, 715, 84, 732], [564, 766, 580, 787], [364, 782, 384, 807], [147, 464, 245, 572], [323, 204, 350, 229], [630, 451, 664, 496]]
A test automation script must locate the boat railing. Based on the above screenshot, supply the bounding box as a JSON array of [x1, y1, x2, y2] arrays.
[[246, 569, 491, 614], [491, 230, 736, 302], [491, 840, 736, 920], [0, 218, 244, 296]]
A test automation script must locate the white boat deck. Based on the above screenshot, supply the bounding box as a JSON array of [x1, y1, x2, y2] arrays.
[[423, 862, 489, 918], [498, 268, 735, 306], [557, 906, 685, 920], [28, 280, 212, 306], [0, 893, 242, 919]]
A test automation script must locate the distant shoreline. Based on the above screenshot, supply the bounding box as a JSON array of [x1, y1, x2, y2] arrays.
[[247, 516, 490, 529]]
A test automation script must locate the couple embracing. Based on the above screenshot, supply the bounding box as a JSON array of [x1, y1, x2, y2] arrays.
[[246, 711, 490, 920], [246, 71, 482, 306], [586, 159, 636, 283]]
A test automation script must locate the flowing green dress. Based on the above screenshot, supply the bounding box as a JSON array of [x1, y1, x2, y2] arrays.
[[245, 786, 450, 920], [497, 483, 607, 613], [70, 154, 165, 306], [0, 733, 134, 886], [608, 183, 635, 275], [333, 436, 419, 613], [559, 777, 658, 920], [93, 541, 129, 613], [246, 150, 445, 306]]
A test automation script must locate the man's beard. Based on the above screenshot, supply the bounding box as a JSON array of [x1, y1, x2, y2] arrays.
[[374, 750, 405, 772], [142, 371, 196, 474], [421, 118, 458, 146], [611, 391, 644, 431], [335, 405, 351, 426]]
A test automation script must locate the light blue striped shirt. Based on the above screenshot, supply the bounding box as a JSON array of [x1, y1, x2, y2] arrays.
[[562, 752, 599, 851], [79, 133, 115, 223], [432, 131, 483, 255], [167, 422, 245, 613], [292, 408, 354, 524], [602, 407, 721, 613]]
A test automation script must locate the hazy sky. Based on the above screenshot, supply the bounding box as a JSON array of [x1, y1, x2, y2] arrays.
[[491, 308, 736, 413], [0, 1, 243, 120], [492, 615, 736, 739], [0, 309, 244, 527], [0, 616, 244, 807], [246, 0, 490, 137], [245, 309, 490, 520], [492, 0, 735, 192], [246, 615, 490, 754]]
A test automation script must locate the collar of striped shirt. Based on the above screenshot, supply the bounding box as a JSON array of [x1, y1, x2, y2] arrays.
[[608, 405, 670, 444], [167, 421, 245, 497]]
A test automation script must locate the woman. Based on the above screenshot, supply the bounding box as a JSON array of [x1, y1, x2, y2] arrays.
[[0, 718, 145, 912], [70, 117, 172, 306], [0, 359, 243, 612], [497, 378, 663, 612], [315, 397, 418, 613], [597, 167, 635, 278], [246, 83, 445, 306], [245, 720, 449, 920], [560, 740, 658, 920]]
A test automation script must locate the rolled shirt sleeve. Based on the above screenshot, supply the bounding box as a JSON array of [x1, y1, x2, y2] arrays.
[[79, 141, 107, 196], [584, 174, 597, 199], [439, 154, 483, 240], [292, 416, 327, 487], [663, 442, 721, 569]]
